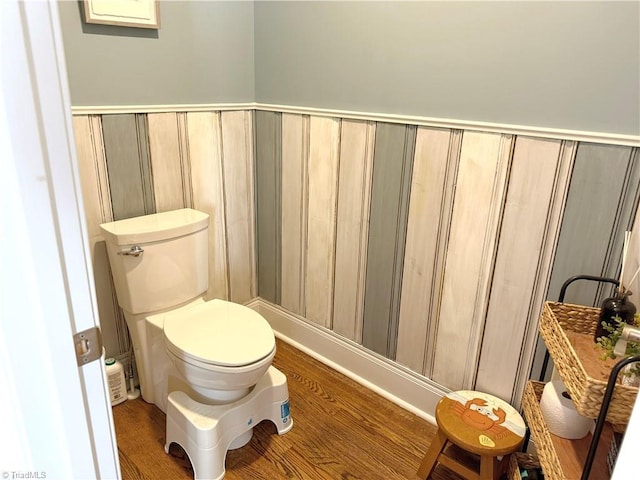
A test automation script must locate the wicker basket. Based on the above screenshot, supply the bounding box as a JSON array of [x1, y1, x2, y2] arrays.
[[508, 452, 540, 480], [522, 381, 565, 480], [540, 301, 638, 426], [507, 455, 520, 480]]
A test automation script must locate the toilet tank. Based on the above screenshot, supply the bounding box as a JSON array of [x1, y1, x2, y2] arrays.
[[100, 209, 209, 315]]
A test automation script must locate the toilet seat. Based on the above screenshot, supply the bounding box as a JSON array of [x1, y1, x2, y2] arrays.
[[164, 299, 275, 369]]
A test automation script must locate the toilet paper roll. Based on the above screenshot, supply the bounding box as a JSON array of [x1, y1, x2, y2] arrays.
[[539, 380, 593, 439]]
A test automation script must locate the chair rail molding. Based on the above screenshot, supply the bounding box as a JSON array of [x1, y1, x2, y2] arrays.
[[71, 103, 640, 148]]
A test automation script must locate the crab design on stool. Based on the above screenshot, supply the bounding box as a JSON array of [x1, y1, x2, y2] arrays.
[[417, 390, 525, 480]]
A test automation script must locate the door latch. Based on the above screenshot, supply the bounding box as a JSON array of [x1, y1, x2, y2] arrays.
[[74, 326, 103, 366]]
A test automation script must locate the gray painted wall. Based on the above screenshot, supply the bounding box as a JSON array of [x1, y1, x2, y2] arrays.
[[59, 1, 639, 135], [58, 1, 255, 105], [254, 1, 640, 135]]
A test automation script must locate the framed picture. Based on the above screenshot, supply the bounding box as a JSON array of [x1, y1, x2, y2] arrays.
[[83, 0, 160, 29]]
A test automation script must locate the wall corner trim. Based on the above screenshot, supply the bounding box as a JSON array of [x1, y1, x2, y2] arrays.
[[246, 297, 444, 424], [72, 103, 640, 147]]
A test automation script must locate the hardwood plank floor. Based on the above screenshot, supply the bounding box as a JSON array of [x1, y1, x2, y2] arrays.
[[112, 339, 462, 479]]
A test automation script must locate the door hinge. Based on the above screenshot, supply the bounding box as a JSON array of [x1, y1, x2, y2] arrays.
[[74, 326, 103, 367]]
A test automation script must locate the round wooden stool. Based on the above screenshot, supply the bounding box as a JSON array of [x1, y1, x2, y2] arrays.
[[417, 391, 526, 480]]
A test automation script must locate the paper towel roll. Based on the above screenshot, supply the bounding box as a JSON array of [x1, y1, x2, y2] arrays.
[[539, 380, 593, 439]]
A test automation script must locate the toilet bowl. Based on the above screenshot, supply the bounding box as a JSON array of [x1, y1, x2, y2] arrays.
[[163, 299, 276, 404], [100, 208, 292, 477]]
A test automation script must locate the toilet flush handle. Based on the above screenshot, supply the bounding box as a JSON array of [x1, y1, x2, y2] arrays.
[[117, 245, 144, 257]]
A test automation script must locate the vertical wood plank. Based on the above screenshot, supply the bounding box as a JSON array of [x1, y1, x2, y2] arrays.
[[136, 115, 156, 217], [147, 112, 188, 213], [595, 148, 640, 304], [101, 114, 137, 354], [186, 111, 229, 301], [625, 195, 640, 299], [547, 144, 635, 306], [513, 141, 577, 403], [177, 113, 193, 209], [431, 132, 512, 390], [101, 114, 155, 220], [422, 130, 463, 377], [254, 110, 282, 305], [72, 115, 113, 236], [395, 127, 453, 373], [474, 137, 563, 401], [332, 120, 376, 342], [72, 115, 124, 358], [305, 116, 341, 328], [362, 123, 416, 357], [281, 113, 309, 316], [222, 110, 257, 304]]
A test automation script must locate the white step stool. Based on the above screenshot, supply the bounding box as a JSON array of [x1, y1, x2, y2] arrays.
[[165, 366, 293, 480]]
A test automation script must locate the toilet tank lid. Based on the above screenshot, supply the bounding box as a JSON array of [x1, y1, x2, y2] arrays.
[[100, 209, 209, 245]]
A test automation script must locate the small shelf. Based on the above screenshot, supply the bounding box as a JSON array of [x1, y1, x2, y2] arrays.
[[540, 302, 637, 426], [522, 381, 614, 480]]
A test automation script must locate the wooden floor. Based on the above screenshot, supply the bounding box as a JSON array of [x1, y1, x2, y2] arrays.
[[112, 339, 462, 480]]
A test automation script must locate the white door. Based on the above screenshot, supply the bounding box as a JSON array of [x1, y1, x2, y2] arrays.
[[0, 1, 120, 478]]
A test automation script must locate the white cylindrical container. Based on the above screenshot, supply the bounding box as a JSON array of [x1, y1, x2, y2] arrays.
[[105, 358, 127, 406], [540, 380, 593, 439]]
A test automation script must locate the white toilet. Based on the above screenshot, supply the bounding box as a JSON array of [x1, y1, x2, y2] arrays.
[[100, 208, 292, 480]]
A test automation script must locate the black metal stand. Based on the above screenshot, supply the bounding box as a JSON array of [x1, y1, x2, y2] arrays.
[[523, 275, 631, 479], [581, 355, 640, 480]]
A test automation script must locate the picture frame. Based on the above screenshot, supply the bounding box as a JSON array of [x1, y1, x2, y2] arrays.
[[83, 0, 160, 29]]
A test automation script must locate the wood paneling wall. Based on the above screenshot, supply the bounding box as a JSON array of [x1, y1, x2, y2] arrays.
[[73, 115, 126, 356], [73, 111, 257, 361], [474, 138, 574, 400], [74, 109, 639, 407], [255, 111, 282, 305], [431, 132, 513, 389], [101, 114, 155, 220], [547, 144, 640, 306], [333, 120, 375, 343], [221, 111, 257, 304], [362, 123, 416, 357], [305, 117, 341, 329], [186, 112, 229, 301], [148, 113, 192, 212], [396, 128, 460, 374], [252, 111, 639, 404], [280, 114, 309, 317]]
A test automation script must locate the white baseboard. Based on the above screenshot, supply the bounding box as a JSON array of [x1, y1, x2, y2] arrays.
[[246, 298, 445, 425]]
